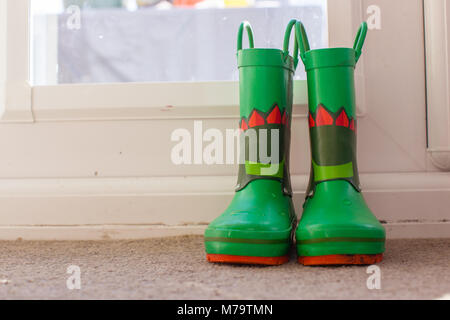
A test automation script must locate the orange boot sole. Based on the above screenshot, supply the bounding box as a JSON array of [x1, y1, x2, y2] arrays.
[[207, 254, 289, 266], [298, 253, 383, 266]]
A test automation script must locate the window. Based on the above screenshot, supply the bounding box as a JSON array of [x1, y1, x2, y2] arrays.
[[30, 0, 328, 85], [5, 0, 366, 122]]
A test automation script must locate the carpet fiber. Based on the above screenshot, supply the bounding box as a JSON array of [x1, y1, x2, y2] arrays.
[[0, 236, 449, 300]]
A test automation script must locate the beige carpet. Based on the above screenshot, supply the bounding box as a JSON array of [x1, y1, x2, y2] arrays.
[[0, 236, 449, 300]]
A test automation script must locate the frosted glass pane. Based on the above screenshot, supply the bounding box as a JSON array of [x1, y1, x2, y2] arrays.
[[30, 0, 327, 85]]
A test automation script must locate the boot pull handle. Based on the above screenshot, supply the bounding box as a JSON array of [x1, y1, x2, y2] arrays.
[[283, 19, 299, 69], [237, 21, 255, 51], [353, 22, 368, 63], [295, 21, 310, 65], [283, 20, 310, 69]]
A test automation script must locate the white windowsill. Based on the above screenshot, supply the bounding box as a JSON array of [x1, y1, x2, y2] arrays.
[[29, 81, 309, 122]]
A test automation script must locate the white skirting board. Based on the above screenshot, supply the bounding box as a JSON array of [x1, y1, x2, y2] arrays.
[[0, 172, 449, 240], [0, 223, 449, 241]]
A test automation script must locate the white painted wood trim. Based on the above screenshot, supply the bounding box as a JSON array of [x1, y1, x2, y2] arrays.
[[0, 225, 206, 241], [2, 172, 450, 197], [0, 1, 5, 117], [31, 14, 59, 86], [0, 0, 33, 123], [0, 223, 448, 241], [0, 172, 449, 240], [30, 75, 364, 122], [31, 81, 309, 121], [384, 222, 450, 240], [424, 0, 450, 171]]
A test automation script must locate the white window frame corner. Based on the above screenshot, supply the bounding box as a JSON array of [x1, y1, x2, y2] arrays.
[[0, 0, 33, 123], [424, 0, 450, 171]]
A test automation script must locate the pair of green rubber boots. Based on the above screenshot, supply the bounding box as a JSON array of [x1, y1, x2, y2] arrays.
[[204, 20, 385, 266]]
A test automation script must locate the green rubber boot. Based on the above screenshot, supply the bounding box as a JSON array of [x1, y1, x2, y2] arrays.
[[204, 21, 300, 265], [294, 21, 386, 265]]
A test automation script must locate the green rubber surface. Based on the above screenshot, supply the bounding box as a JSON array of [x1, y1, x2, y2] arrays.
[[296, 180, 385, 257], [205, 180, 295, 257]]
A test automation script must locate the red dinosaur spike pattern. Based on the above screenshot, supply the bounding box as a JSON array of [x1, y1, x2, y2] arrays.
[[240, 119, 248, 131], [349, 119, 355, 131], [308, 113, 315, 128], [335, 109, 350, 127], [315, 105, 334, 126], [248, 110, 265, 128], [267, 105, 282, 124], [238, 104, 289, 131], [309, 105, 355, 130]]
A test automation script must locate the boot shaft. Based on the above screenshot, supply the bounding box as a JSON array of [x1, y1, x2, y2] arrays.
[[235, 22, 299, 196], [296, 22, 368, 195]]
